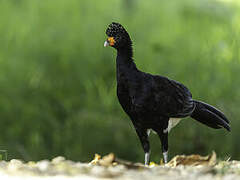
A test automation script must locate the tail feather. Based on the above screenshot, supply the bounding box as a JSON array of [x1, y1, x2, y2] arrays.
[[191, 100, 230, 132], [198, 101, 229, 123]]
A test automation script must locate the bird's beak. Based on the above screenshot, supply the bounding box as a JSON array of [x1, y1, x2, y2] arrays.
[[104, 37, 115, 47], [104, 40, 109, 47]]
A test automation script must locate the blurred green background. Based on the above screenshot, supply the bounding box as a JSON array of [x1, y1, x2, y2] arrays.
[[0, 0, 239, 163]]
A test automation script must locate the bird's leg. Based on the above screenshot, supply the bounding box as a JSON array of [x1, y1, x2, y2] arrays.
[[147, 129, 151, 136], [145, 151, 150, 165], [163, 151, 168, 164], [135, 127, 150, 165], [157, 130, 168, 164]]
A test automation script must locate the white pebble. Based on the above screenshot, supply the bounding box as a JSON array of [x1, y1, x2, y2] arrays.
[[37, 160, 50, 171], [52, 156, 65, 164]]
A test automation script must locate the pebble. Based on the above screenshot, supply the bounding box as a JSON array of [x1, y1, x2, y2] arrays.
[[37, 160, 50, 172], [8, 159, 23, 171], [52, 156, 65, 164]]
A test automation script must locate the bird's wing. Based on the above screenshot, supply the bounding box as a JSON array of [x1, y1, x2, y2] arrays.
[[151, 75, 195, 118]]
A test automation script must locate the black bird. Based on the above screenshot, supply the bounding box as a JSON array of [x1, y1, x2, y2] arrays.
[[104, 22, 230, 165]]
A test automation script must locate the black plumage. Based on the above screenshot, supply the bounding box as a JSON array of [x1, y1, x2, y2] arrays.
[[104, 22, 230, 165]]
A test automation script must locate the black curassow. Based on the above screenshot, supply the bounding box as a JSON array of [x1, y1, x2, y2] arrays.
[[104, 22, 230, 165]]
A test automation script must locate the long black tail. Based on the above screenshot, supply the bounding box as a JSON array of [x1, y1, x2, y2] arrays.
[[190, 100, 230, 131]]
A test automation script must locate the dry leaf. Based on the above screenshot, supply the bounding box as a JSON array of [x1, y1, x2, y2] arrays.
[[89, 154, 101, 165], [167, 151, 216, 167], [98, 153, 115, 166], [90, 153, 145, 169], [149, 162, 158, 167]]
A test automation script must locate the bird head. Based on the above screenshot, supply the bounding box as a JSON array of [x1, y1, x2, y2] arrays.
[[104, 22, 132, 49]]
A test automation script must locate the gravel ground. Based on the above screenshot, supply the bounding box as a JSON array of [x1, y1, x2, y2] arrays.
[[0, 153, 239, 180]]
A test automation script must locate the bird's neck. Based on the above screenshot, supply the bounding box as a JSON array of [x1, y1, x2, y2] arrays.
[[116, 45, 134, 66], [117, 44, 133, 58], [116, 46, 138, 82]]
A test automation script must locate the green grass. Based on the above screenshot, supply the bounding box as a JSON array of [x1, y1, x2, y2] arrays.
[[0, 150, 7, 161]]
